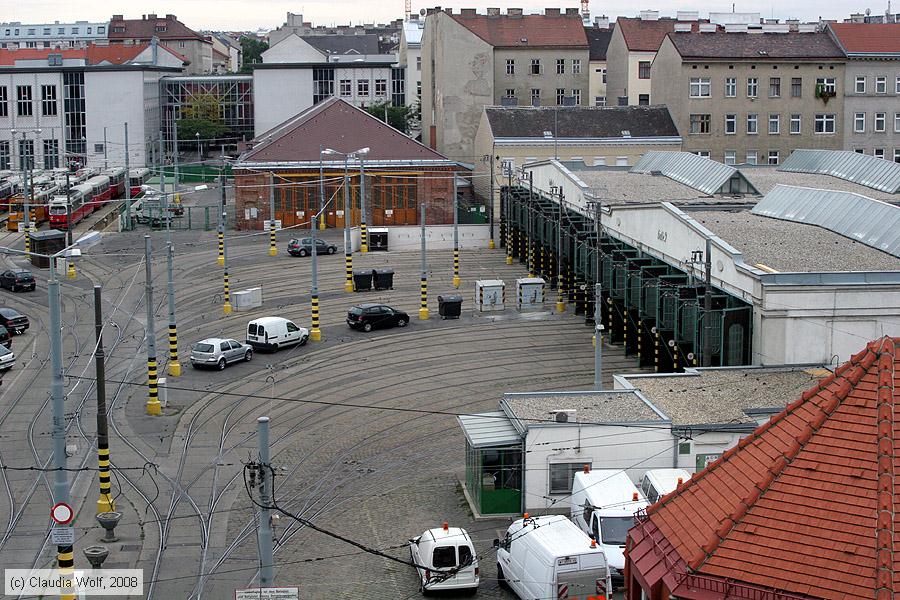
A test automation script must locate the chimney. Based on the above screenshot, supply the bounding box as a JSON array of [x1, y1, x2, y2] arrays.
[[486, 7, 501, 16], [112, 14, 123, 21], [460, 8, 477, 16], [566, 8, 579, 15], [676, 10, 699, 21], [639, 10, 659, 20], [165, 14, 176, 20], [151, 35, 158, 64], [594, 15, 610, 28], [147, 13, 157, 20], [508, 8, 523, 16], [545, 8, 561, 16]]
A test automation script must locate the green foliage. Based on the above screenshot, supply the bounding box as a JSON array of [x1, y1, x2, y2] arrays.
[[364, 101, 419, 135], [239, 36, 269, 73], [176, 92, 229, 141]]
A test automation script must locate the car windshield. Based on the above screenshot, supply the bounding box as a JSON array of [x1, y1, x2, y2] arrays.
[[0, 346, 10, 357], [194, 343, 214, 353], [248, 324, 257, 336], [0, 309, 20, 318], [349, 307, 363, 316], [600, 516, 635, 546], [432, 546, 456, 569]]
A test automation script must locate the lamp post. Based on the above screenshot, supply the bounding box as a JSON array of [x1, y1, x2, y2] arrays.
[[452, 173, 460, 288], [318, 145, 326, 231], [419, 202, 429, 320], [321, 147, 370, 293], [359, 153, 368, 253], [555, 186, 565, 314]]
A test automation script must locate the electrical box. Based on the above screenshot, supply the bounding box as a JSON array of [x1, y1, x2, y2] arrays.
[[232, 287, 263, 311], [475, 280, 505, 312], [516, 277, 545, 310]]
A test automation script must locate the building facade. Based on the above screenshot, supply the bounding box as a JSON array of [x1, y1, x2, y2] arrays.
[[585, 19, 613, 106], [0, 21, 109, 49], [400, 18, 423, 107], [651, 31, 846, 164], [108, 14, 212, 75]]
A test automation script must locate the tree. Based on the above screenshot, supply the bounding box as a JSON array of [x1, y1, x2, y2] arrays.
[[364, 101, 419, 135], [176, 92, 229, 143], [239, 36, 268, 73]]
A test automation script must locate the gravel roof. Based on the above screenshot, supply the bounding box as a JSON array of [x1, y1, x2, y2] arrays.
[[695, 209, 900, 272], [502, 391, 665, 426], [626, 367, 828, 426], [568, 167, 724, 206]]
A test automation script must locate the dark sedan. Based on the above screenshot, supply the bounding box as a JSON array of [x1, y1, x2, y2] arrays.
[[288, 238, 338, 257], [0, 269, 36, 292], [347, 304, 409, 332], [0, 308, 29, 335]]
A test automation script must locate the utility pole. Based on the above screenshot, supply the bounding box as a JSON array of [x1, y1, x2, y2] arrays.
[[310, 212, 321, 341], [93, 285, 115, 513], [145, 236, 161, 416], [595, 283, 603, 390], [222, 203, 232, 315], [103, 126, 108, 170], [703, 237, 713, 367], [452, 173, 460, 288], [359, 154, 368, 253], [22, 152, 30, 254], [505, 167, 513, 265], [256, 417, 275, 587], [556, 187, 565, 313], [488, 154, 495, 249], [173, 119, 179, 201], [527, 172, 534, 277], [318, 145, 326, 231], [343, 156, 353, 293], [268, 172, 277, 256], [124, 122, 131, 230], [217, 171, 225, 266], [167, 242, 181, 376], [419, 203, 429, 320]]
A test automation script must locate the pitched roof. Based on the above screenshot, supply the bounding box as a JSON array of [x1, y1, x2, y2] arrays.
[[449, 11, 588, 48], [616, 17, 703, 52], [829, 23, 900, 55], [239, 98, 453, 164], [108, 14, 207, 42], [669, 31, 844, 60], [0, 43, 188, 66], [627, 336, 900, 600], [585, 25, 614, 60], [484, 105, 679, 139], [301, 34, 381, 55]]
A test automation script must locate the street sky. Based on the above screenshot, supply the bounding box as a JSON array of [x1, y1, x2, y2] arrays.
[[0, 0, 883, 31]]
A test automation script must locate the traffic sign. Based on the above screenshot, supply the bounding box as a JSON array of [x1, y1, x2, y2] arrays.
[[235, 588, 299, 600], [50, 502, 74, 525], [51, 526, 75, 546]]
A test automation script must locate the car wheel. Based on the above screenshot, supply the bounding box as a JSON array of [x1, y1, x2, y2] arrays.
[[300, 335, 309, 346], [244, 349, 253, 362], [327, 247, 336, 255], [363, 322, 372, 332], [272, 343, 279, 352], [497, 564, 507, 588], [397, 318, 407, 327], [217, 358, 226, 370], [299, 249, 308, 257]]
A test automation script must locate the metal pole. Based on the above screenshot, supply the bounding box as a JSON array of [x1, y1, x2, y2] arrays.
[[594, 283, 603, 390], [167, 242, 181, 376], [93, 285, 115, 513], [145, 235, 161, 416], [173, 119, 179, 199], [257, 416, 275, 587], [64, 171, 71, 245], [556, 188, 565, 313], [318, 145, 326, 231], [159, 134, 165, 195], [222, 202, 232, 315], [488, 153, 495, 249], [124, 122, 131, 230], [359, 154, 368, 253], [103, 126, 108, 170], [419, 202, 429, 320], [268, 172, 277, 256], [452, 173, 459, 288], [343, 156, 353, 293], [703, 237, 713, 367], [310, 211, 321, 342], [505, 168, 513, 265], [527, 172, 534, 277], [217, 171, 225, 266], [22, 147, 30, 254]]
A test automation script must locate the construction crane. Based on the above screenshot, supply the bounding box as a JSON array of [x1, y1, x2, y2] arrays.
[[581, 0, 590, 20], [406, 0, 412, 20]]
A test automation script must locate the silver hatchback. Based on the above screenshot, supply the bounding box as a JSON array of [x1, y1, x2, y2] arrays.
[[190, 337, 252, 370]]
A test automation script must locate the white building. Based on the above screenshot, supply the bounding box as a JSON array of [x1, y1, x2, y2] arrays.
[[400, 18, 423, 106], [0, 21, 109, 49]]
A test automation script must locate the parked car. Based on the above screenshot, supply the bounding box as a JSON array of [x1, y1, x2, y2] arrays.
[[347, 304, 409, 332], [640, 468, 691, 504], [287, 237, 337, 257], [0, 326, 9, 349], [0, 308, 29, 335], [246, 317, 309, 351], [408, 523, 479, 594], [190, 338, 252, 370], [0, 345, 15, 370], [0, 269, 36, 292]]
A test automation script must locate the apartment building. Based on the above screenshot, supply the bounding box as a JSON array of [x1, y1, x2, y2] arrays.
[[585, 18, 613, 106], [0, 21, 109, 49], [829, 23, 900, 161], [108, 14, 213, 75], [421, 7, 589, 163], [651, 30, 845, 165], [400, 18, 424, 107], [268, 12, 403, 51]]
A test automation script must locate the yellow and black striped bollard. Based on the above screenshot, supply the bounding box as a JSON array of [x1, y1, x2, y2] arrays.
[[419, 276, 429, 319], [655, 330, 660, 372], [217, 230, 224, 266], [506, 228, 514, 265], [97, 443, 115, 513], [268, 219, 277, 256], [360, 222, 368, 253], [344, 253, 353, 292], [223, 268, 232, 315], [556, 270, 565, 313], [453, 248, 460, 288], [168, 323, 181, 376], [310, 294, 321, 341], [146, 356, 161, 415], [58, 545, 76, 600]]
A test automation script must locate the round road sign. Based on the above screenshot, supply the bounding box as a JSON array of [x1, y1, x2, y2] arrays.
[[51, 502, 74, 525]]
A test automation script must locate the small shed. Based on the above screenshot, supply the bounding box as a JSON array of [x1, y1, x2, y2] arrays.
[[28, 230, 66, 268], [458, 411, 523, 516]]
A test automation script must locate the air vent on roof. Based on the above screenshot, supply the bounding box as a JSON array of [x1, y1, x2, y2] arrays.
[[724, 23, 748, 32], [676, 10, 699, 20], [551, 409, 577, 423], [674, 23, 692, 32], [699, 23, 717, 32], [639, 10, 659, 20]]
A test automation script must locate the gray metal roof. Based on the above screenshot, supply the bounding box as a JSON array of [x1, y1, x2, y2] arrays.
[[457, 411, 521, 449], [779, 149, 900, 194], [630, 151, 757, 196], [751, 184, 900, 258]]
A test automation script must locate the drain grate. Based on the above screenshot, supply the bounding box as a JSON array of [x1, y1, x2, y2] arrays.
[[120, 544, 141, 551]]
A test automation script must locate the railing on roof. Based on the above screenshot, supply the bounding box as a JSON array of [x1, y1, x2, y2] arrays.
[[778, 149, 900, 194], [677, 574, 815, 600]]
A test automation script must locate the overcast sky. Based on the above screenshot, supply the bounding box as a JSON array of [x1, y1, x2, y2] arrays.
[[1, 0, 878, 31]]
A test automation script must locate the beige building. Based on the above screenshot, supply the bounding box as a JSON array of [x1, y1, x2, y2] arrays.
[[585, 18, 613, 106], [651, 31, 846, 165], [108, 14, 212, 75]]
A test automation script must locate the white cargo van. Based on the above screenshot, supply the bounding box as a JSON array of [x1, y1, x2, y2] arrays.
[[640, 468, 690, 504], [495, 514, 612, 600], [408, 523, 479, 594], [570, 469, 649, 584], [246, 317, 309, 351]]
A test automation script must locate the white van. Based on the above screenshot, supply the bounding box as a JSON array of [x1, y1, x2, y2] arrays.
[[640, 468, 690, 504], [246, 317, 309, 351], [408, 523, 479, 594], [570, 469, 649, 584], [495, 515, 612, 600]]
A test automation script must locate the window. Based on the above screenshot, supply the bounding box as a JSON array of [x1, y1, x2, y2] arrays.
[[690, 77, 710, 97], [549, 463, 590, 494], [638, 93, 649, 105], [432, 546, 456, 568], [556, 88, 566, 105], [768, 114, 780, 134], [694, 150, 710, 158], [572, 59, 581, 74], [505, 89, 515, 98], [855, 112, 866, 132], [43, 28, 50, 35], [855, 148, 866, 154], [747, 113, 758, 134], [530, 59, 541, 75], [617, 96, 627, 106], [17, 139, 34, 169], [724, 150, 736, 165], [58, 27, 65, 34], [595, 96, 606, 106], [747, 77, 758, 97], [556, 58, 565, 74], [357, 79, 369, 96], [416, 81, 421, 98], [689, 114, 711, 134], [725, 114, 736, 134], [815, 113, 835, 133], [0, 86, 6, 118], [638, 61, 651, 79], [154, 25, 166, 32], [506, 59, 515, 75], [875, 112, 886, 132], [71, 27, 79, 34], [876, 76, 887, 94], [600, 68, 606, 84], [856, 76, 866, 93], [27, 28, 35, 36], [531, 88, 540, 105], [112, 26, 125, 33], [312, 68, 334, 104], [815, 77, 836, 93], [791, 77, 802, 97], [40, 85, 56, 116], [874, 148, 885, 159], [97, 26, 105, 34], [895, 113, 900, 132], [767, 150, 779, 165], [897, 76, 900, 93], [375, 79, 387, 96], [339, 79, 351, 96], [895, 148, 900, 163], [87, 27, 92, 34], [725, 77, 736, 97], [43, 139, 59, 169], [16, 85, 32, 117], [416, 56, 421, 71], [94, 143, 104, 154], [790, 114, 801, 134], [769, 77, 780, 97], [0, 141, 8, 170], [25, 42, 36, 49], [746, 151, 758, 165], [571, 89, 581, 105]]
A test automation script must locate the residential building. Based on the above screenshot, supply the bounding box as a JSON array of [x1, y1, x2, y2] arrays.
[[421, 7, 590, 163], [626, 336, 900, 600], [268, 12, 403, 51], [235, 98, 462, 230], [400, 18, 424, 108], [207, 33, 241, 73], [829, 23, 900, 160], [651, 30, 846, 164], [585, 18, 613, 106], [107, 14, 213, 75], [0, 20, 109, 50]]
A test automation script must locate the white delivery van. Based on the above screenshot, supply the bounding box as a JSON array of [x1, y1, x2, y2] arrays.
[[495, 514, 612, 600], [640, 468, 690, 504], [570, 469, 649, 585], [408, 523, 479, 594], [246, 317, 309, 351]]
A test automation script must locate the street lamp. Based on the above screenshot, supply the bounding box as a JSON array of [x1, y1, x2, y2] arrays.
[[322, 147, 370, 292]]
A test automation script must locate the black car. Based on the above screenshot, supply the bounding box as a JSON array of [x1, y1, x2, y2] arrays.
[[288, 237, 337, 257], [347, 304, 409, 332], [0, 326, 10, 349], [0, 308, 29, 335], [0, 269, 36, 292]]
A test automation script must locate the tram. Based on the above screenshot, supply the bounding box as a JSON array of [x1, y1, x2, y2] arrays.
[[102, 167, 127, 199], [127, 168, 151, 196]]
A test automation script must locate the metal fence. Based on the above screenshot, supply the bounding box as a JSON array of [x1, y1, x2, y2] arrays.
[[120, 203, 235, 232]]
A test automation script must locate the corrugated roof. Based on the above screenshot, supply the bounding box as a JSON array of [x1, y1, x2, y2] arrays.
[[456, 411, 521, 448], [627, 336, 900, 600], [752, 184, 900, 258], [779, 149, 900, 194], [631, 151, 757, 195]]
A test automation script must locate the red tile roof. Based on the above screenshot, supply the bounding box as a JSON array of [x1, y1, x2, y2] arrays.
[[829, 23, 900, 54], [617, 17, 704, 52], [0, 43, 187, 66], [108, 14, 207, 42], [627, 336, 900, 600], [449, 11, 588, 48]]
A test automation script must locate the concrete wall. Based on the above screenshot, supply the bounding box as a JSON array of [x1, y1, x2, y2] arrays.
[[492, 48, 590, 106], [85, 70, 155, 168], [351, 224, 490, 252], [842, 60, 900, 158], [252, 68, 313, 136]]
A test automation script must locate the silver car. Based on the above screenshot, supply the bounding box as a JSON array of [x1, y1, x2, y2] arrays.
[[190, 337, 252, 370], [0, 345, 14, 371]]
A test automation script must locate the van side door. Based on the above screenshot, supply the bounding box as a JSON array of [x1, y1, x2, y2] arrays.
[[285, 321, 301, 344]]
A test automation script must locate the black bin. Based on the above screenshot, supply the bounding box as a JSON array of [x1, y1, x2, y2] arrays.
[[373, 268, 394, 290], [438, 294, 463, 319], [369, 229, 388, 251], [353, 269, 373, 292], [28, 230, 66, 269]]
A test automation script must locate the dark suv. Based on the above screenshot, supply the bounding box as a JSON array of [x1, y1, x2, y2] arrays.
[[347, 304, 409, 332], [0, 269, 35, 292], [288, 238, 338, 257], [0, 308, 29, 335]]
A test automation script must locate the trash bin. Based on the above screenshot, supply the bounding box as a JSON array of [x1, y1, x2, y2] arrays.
[[369, 228, 389, 251], [353, 269, 373, 292], [438, 294, 463, 319], [373, 268, 394, 290]]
